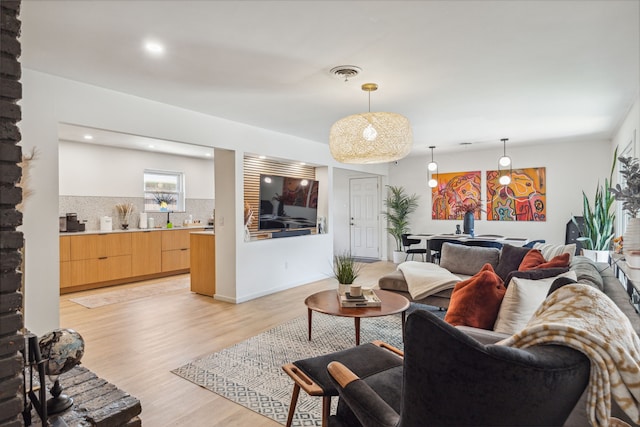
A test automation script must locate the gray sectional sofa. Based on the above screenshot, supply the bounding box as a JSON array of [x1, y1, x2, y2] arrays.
[[378, 242, 640, 426]]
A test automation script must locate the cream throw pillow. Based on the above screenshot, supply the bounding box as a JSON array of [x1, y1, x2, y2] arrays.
[[533, 242, 577, 262], [493, 270, 577, 335]]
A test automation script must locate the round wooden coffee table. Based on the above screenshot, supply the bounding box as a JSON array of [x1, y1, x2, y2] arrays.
[[304, 289, 410, 346]]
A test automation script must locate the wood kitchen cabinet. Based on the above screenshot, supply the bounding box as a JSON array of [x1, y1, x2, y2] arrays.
[[69, 233, 132, 287], [60, 228, 203, 293], [60, 236, 71, 288], [190, 232, 215, 296], [131, 230, 162, 276], [69, 233, 131, 261], [161, 228, 203, 272]]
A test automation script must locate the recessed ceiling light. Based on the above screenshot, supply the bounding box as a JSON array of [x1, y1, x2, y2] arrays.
[[258, 155, 266, 159], [205, 153, 212, 157], [144, 40, 165, 55], [83, 134, 93, 140], [300, 162, 306, 166], [148, 144, 155, 149]]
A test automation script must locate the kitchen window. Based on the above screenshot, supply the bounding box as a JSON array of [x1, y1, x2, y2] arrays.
[[144, 169, 185, 212]]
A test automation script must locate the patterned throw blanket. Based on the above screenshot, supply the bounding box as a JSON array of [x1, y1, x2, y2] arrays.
[[498, 284, 640, 427], [397, 261, 461, 300]]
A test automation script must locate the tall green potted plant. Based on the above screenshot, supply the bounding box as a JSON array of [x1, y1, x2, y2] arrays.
[[573, 149, 617, 262], [382, 185, 419, 263]]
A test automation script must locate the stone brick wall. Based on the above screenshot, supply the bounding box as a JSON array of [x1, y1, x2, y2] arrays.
[[0, 0, 25, 425]]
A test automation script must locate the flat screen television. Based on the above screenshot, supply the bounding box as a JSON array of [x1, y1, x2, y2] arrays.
[[258, 174, 319, 231]]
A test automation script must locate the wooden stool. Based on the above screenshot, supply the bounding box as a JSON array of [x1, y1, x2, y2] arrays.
[[281, 340, 403, 427]]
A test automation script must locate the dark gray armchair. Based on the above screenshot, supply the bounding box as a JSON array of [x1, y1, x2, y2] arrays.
[[327, 310, 590, 427]]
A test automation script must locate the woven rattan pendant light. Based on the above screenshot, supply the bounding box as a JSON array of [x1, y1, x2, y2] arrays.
[[330, 83, 413, 164]]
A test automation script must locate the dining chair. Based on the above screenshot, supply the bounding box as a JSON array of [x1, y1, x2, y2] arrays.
[[401, 234, 428, 261]]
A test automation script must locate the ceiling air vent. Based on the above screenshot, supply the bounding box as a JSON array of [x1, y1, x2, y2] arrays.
[[330, 65, 362, 82]]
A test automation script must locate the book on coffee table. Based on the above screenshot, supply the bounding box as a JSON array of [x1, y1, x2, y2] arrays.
[[338, 289, 382, 308], [344, 292, 366, 301]]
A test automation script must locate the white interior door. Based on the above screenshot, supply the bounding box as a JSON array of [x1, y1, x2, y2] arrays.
[[349, 177, 380, 258]]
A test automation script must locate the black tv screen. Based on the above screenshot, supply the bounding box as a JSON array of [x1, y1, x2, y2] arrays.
[[258, 174, 319, 231]]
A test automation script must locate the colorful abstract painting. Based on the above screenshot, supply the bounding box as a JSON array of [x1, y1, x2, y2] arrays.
[[431, 171, 482, 220], [486, 167, 546, 221]]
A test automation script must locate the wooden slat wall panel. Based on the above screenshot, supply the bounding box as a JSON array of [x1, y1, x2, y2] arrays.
[[243, 156, 316, 233]]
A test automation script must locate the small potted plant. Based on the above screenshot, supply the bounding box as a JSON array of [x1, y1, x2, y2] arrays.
[[610, 155, 640, 265], [382, 185, 419, 263], [332, 251, 362, 295]]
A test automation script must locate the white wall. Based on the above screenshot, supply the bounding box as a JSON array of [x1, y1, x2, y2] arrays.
[[20, 71, 61, 335], [59, 140, 214, 198], [332, 168, 352, 255], [213, 148, 237, 301], [612, 97, 639, 158], [611, 96, 640, 236], [19, 69, 388, 334], [315, 166, 329, 232], [389, 139, 612, 249]]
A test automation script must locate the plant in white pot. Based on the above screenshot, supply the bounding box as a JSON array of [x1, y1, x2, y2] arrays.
[[332, 252, 363, 295], [572, 151, 616, 262], [609, 155, 640, 266], [382, 185, 419, 263]]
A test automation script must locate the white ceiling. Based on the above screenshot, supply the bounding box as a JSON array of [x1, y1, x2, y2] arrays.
[[20, 0, 640, 157], [57, 123, 215, 159]]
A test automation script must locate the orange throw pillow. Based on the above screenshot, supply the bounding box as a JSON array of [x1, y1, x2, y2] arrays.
[[444, 263, 506, 330], [519, 250, 570, 271]]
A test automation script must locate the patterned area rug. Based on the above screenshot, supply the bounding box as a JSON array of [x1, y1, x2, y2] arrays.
[[69, 278, 189, 308], [171, 305, 445, 426]]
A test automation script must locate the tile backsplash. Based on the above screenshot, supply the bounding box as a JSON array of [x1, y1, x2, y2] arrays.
[[60, 196, 215, 231]]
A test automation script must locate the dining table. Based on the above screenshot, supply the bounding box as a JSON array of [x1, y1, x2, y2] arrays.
[[407, 234, 530, 247]]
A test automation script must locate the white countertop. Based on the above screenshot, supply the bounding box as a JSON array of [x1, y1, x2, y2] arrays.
[[61, 226, 209, 236]]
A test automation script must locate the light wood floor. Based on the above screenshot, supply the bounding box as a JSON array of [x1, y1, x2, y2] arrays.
[[59, 261, 397, 427]]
